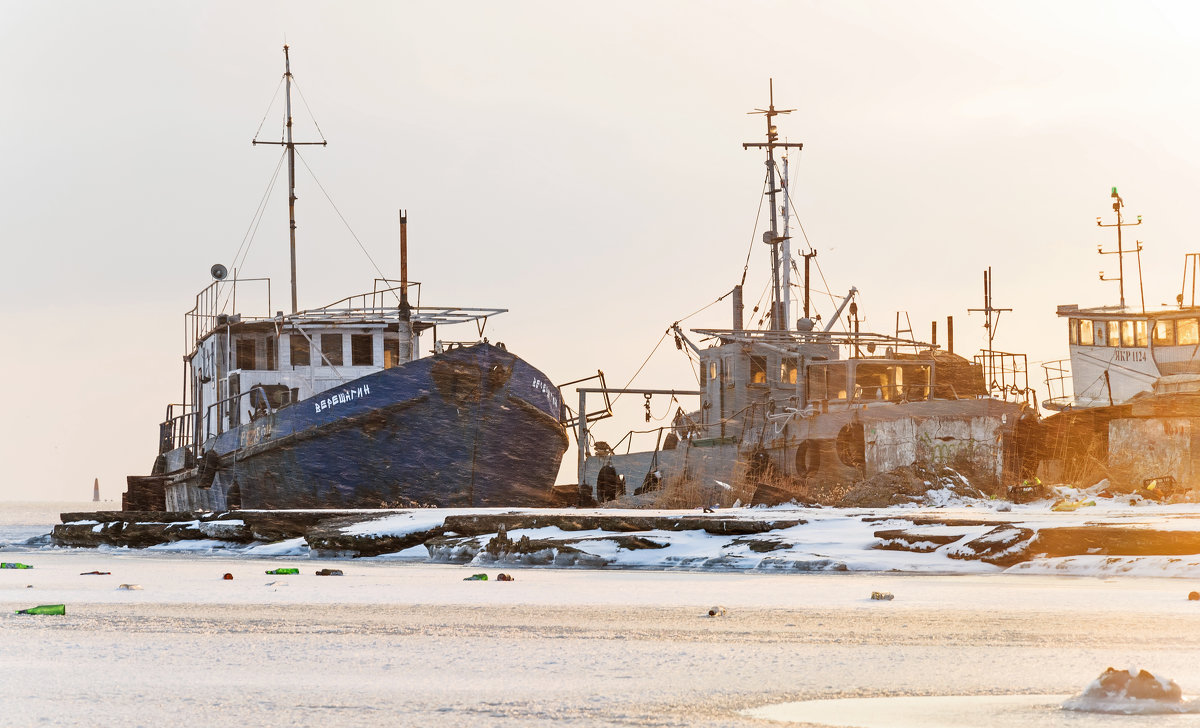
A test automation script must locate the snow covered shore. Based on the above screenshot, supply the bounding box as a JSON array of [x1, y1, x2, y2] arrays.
[[42, 487, 1200, 577]]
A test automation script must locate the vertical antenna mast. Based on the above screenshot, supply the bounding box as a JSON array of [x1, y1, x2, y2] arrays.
[[781, 154, 791, 327], [1097, 186, 1144, 312], [252, 45, 327, 314], [743, 80, 803, 331]]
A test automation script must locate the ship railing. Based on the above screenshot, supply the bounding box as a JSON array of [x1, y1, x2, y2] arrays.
[[286, 305, 509, 330], [184, 278, 273, 349], [1042, 359, 1073, 411], [691, 327, 934, 350], [314, 281, 417, 313], [974, 350, 1033, 405], [202, 386, 276, 441], [160, 404, 196, 453]]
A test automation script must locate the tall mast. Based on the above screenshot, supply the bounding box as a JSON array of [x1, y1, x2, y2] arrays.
[[781, 154, 791, 327], [743, 80, 803, 331], [1097, 186, 1144, 312], [252, 44, 326, 314], [285, 46, 297, 314]]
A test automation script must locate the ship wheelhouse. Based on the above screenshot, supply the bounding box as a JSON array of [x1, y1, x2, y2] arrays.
[[1055, 304, 1200, 409], [687, 326, 988, 446], [156, 275, 506, 467]]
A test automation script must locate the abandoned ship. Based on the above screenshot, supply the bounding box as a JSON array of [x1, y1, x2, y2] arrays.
[[1038, 188, 1200, 497], [123, 46, 568, 511], [572, 84, 1038, 506]]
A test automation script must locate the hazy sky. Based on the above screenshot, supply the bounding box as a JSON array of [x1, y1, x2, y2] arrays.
[[4, 1, 1200, 501]]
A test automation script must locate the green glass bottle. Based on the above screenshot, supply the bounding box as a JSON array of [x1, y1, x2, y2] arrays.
[[16, 604, 65, 615], [0, 562, 33, 569], [265, 568, 299, 575]]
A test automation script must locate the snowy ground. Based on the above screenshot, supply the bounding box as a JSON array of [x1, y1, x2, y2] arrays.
[[10, 500, 1200, 726], [6, 550, 1200, 727]]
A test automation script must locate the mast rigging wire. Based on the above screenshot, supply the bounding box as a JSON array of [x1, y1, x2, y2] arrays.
[[739, 169, 770, 288], [219, 149, 289, 313], [250, 76, 286, 143], [772, 158, 846, 332], [295, 149, 401, 306], [290, 78, 328, 143]]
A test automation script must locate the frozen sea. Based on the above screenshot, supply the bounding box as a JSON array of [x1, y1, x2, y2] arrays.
[[7, 502, 1200, 727]]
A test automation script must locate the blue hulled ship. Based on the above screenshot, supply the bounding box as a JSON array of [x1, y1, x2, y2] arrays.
[[123, 47, 567, 510]]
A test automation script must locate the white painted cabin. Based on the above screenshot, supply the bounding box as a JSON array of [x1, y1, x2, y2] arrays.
[[1052, 304, 1200, 409]]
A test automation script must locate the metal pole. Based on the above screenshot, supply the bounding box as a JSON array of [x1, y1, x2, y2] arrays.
[[577, 389, 588, 496], [1115, 195, 1125, 309], [781, 154, 791, 327], [803, 251, 814, 319], [284, 45, 299, 314], [764, 82, 782, 330]]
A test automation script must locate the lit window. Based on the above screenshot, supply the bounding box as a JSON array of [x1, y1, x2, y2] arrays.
[[750, 356, 767, 384], [780, 358, 798, 384], [1152, 320, 1175, 346], [384, 336, 400, 368], [1120, 320, 1134, 348], [1079, 319, 1094, 346], [1135, 321, 1147, 347], [1180, 319, 1199, 346], [1108, 321, 1120, 347], [1069, 319, 1079, 345]]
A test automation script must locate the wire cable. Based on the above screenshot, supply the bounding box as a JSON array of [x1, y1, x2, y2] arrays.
[[294, 149, 401, 306]]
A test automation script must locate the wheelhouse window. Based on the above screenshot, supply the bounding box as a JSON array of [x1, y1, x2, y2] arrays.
[[351, 334, 374, 366], [855, 363, 891, 401], [1069, 319, 1079, 345], [807, 365, 827, 400], [384, 336, 400, 368], [1079, 319, 1093, 346], [780, 358, 798, 384], [1107, 321, 1120, 347], [750, 355, 767, 384], [1153, 320, 1176, 346], [320, 333, 343, 366], [1180, 318, 1200, 346], [901, 364, 931, 400], [807, 362, 848, 401], [1120, 320, 1134, 348], [1135, 320, 1148, 347], [290, 335, 310, 367], [265, 336, 277, 370], [236, 337, 256, 371]]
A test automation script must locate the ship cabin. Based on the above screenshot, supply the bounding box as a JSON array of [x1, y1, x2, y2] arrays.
[[684, 325, 987, 445], [156, 278, 503, 468], [1054, 303, 1200, 409]]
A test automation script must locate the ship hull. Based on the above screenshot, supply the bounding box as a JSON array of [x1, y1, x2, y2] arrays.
[[140, 343, 567, 510], [585, 398, 1032, 504]]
